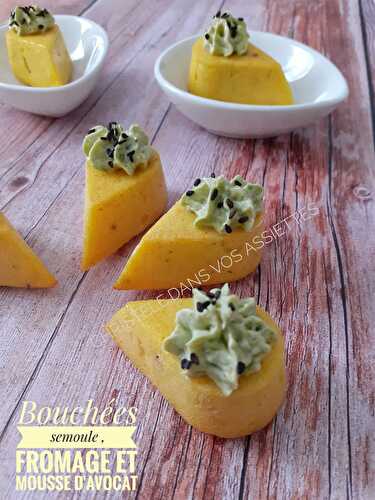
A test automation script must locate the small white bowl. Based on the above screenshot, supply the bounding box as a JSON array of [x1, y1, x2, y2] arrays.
[[0, 15, 108, 117], [155, 32, 349, 138]]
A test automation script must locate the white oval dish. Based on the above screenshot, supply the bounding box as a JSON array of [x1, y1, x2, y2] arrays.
[[155, 32, 349, 138], [0, 15, 109, 117]]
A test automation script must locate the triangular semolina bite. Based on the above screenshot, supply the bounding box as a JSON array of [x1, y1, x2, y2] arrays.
[[82, 153, 167, 270], [106, 286, 286, 438], [0, 213, 57, 288], [189, 39, 294, 105], [6, 6, 72, 87], [188, 12, 294, 105], [81, 123, 167, 270], [114, 175, 264, 290]]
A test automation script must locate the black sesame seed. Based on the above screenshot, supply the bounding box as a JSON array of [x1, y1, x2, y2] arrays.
[[204, 33, 210, 40], [229, 302, 235, 311], [229, 209, 237, 219], [238, 17, 244, 21], [215, 10, 221, 18], [222, 12, 229, 18], [207, 291, 215, 299], [38, 24, 44, 29], [88, 128, 96, 135], [100, 136, 108, 141], [237, 361, 246, 374], [217, 201, 223, 209], [193, 178, 201, 187], [224, 224, 232, 234], [226, 198, 234, 209], [108, 161, 114, 168], [211, 188, 218, 201], [186, 190, 194, 197], [210, 172, 216, 178], [181, 358, 191, 370], [197, 301, 210, 312], [215, 289, 221, 299], [121, 132, 128, 138], [128, 150, 135, 162], [238, 216, 249, 223], [190, 353, 199, 365], [234, 179, 242, 186]]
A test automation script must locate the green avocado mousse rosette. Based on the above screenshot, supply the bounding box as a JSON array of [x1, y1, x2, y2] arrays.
[[181, 174, 263, 234], [203, 10, 250, 57], [164, 284, 277, 396], [82, 122, 153, 175], [9, 5, 55, 36]]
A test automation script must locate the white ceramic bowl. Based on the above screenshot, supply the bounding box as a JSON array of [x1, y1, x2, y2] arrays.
[[155, 32, 349, 138], [0, 15, 108, 117]]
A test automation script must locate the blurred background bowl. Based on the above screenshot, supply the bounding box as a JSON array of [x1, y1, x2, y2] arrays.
[[0, 15, 109, 117], [155, 32, 349, 138]]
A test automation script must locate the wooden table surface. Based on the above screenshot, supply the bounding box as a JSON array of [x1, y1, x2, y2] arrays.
[[0, 1, 374, 499]]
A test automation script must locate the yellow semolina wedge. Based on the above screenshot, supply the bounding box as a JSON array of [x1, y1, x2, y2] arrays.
[[82, 152, 167, 270], [189, 38, 294, 105], [106, 297, 286, 438], [114, 200, 263, 290], [0, 213, 57, 288], [6, 25, 72, 87]]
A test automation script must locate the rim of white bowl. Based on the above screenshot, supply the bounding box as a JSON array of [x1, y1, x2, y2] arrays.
[[0, 15, 109, 93], [154, 33, 349, 111]]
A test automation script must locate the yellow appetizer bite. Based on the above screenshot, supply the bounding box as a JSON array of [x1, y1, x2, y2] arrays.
[[107, 284, 286, 438], [6, 5, 72, 87], [188, 11, 293, 105], [0, 213, 56, 288], [81, 122, 167, 270], [114, 173, 263, 290]]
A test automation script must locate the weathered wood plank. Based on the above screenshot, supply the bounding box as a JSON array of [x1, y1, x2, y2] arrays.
[[0, 0, 95, 21], [0, 0, 95, 19], [359, 0, 375, 147], [324, 1, 375, 498]]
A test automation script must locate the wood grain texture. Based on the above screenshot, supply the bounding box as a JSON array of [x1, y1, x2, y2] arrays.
[[0, 0, 95, 20], [0, 0, 374, 499]]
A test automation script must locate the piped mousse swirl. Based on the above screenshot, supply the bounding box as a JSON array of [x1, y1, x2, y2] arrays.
[[83, 122, 153, 175], [9, 5, 55, 36], [163, 284, 277, 396], [204, 10, 249, 57], [181, 173, 263, 234]]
